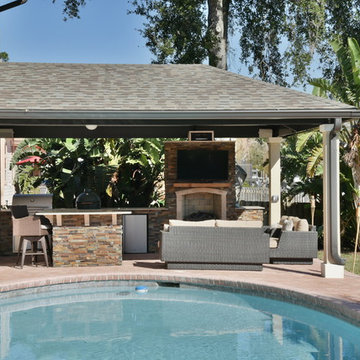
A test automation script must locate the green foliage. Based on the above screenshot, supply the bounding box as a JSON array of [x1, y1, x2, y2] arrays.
[[281, 132, 357, 248], [11, 138, 113, 207], [281, 134, 322, 186], [281, 134, 323, 246], [311, 37, 360, 107], [52, 0, 87, 20], [284, 37, 360, 249], [131, 0, 208, 64], [0, 52, 8, 62], [130, 0, 360, 86], [310, 38, 360, 181], [105, 138, 165, 207], [12, 138, 166, 208], [339, 161, 357, 249], [248, 140, 267, 171]]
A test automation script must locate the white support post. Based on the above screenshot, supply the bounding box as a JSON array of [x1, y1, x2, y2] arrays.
[[268, 137, 282, 226], [320, 121, 344, 278], [0, 138, 5, 206]]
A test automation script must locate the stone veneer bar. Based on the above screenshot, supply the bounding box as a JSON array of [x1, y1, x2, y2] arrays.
[[52, 225, 123, 267], [37, 209, 131, 267]]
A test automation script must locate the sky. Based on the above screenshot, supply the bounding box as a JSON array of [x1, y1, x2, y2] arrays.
[[0, 0, 246, 73], [0, 0, 154, 64]]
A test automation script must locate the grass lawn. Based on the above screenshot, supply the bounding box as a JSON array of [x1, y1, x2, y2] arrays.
[[318, 250, 360, 275]]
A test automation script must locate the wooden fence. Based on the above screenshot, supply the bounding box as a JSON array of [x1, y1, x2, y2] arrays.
[[238, 187, 313, 224], [238, 187, 310, 204]]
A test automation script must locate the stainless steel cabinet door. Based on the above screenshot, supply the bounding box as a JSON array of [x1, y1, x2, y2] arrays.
[[123, 215, 147, 253]]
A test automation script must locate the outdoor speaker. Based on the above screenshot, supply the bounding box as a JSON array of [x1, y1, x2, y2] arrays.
[[188, 131, 214, 141]]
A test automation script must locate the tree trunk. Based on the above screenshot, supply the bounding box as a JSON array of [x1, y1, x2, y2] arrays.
[[351, 165, 360, 204], [207, 0, 230, 70]]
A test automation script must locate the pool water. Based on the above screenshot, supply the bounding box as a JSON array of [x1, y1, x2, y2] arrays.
[[0, 284, 359, 360]]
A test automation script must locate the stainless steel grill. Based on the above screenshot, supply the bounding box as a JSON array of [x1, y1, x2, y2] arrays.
[[12, 194, 53, 215]]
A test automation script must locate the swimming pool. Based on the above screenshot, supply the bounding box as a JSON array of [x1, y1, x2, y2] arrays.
[[0, 282, 359, 359]]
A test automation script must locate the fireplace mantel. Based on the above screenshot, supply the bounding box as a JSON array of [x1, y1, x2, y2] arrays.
[[173, 183, 231, 188]]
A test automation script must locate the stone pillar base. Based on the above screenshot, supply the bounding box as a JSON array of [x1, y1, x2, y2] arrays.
[[321, 262, 344, 278]]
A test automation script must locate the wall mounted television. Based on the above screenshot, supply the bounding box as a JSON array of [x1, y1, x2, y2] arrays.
[[177, 150, 229, 181]]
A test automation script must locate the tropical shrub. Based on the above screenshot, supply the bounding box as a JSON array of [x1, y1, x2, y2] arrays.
[[11, 138, 166, 208]]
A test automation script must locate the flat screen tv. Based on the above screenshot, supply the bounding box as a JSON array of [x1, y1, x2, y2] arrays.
[[177, 150, 228, 181]]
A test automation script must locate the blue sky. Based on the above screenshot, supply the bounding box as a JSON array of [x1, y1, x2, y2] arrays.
[[1, 0, 153, 64], [0, 0, 245, 72]]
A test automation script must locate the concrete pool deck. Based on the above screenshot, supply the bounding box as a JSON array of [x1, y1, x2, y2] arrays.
[[0, 255, 360, 326]]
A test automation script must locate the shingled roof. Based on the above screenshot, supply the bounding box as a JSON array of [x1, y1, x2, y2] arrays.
[[0, 62, 359, 138]]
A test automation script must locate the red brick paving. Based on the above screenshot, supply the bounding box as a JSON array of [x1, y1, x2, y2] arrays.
[[0, 255, 359, 325]]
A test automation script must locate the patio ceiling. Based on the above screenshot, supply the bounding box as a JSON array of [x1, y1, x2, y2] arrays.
[[0, 62, 359, 138]]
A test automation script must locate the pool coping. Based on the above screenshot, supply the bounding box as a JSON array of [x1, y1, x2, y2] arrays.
[[1, 269, 360, 328]]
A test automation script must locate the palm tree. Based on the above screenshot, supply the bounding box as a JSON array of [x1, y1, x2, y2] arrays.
[[310, 37, 360, 201], [291, 37, 360, 252]]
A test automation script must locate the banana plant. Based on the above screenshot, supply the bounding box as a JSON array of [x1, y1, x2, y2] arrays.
[[11, 138, 115, 207], [108, 138, 166, 207], [12, 137, 167, 208], [286, 37, 360, 251]]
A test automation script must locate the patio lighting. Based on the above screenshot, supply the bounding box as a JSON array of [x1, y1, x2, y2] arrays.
[[85, 124, 98, 130], [0, 0, 27, 12]]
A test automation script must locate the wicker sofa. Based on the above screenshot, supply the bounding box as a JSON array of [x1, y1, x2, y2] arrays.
[[160, 220, 270, 271]]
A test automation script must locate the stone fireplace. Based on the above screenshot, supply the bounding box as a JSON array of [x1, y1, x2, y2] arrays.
[[164, 141, 237, 221], [176, 188, 227, 219]]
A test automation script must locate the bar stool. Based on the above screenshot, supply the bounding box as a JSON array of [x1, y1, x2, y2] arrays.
[[10, 206, 50, 268]]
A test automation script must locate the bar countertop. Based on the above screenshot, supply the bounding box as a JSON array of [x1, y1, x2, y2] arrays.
[[35, 208, 133, 216], [35, 208, 133, 227]]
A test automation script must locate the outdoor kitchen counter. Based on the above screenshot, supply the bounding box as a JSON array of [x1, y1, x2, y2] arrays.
[[35, 208, 132, 227], [35, 209, 132, 267]]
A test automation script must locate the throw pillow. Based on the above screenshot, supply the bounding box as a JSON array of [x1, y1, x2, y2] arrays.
[[289, 216, 301, 229], [282, 218, 294, 231], [269, 237, 279, 248], [295, 219, 309, 231]]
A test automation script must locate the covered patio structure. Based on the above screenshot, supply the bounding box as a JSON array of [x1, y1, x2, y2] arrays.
[[0, 62, 359, 278]]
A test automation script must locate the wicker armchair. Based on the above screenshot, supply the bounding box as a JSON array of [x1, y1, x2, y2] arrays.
[[269, 228, 318, 264]]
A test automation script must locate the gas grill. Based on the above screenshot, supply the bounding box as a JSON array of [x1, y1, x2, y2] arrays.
[[12, 194, 53, 215]]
